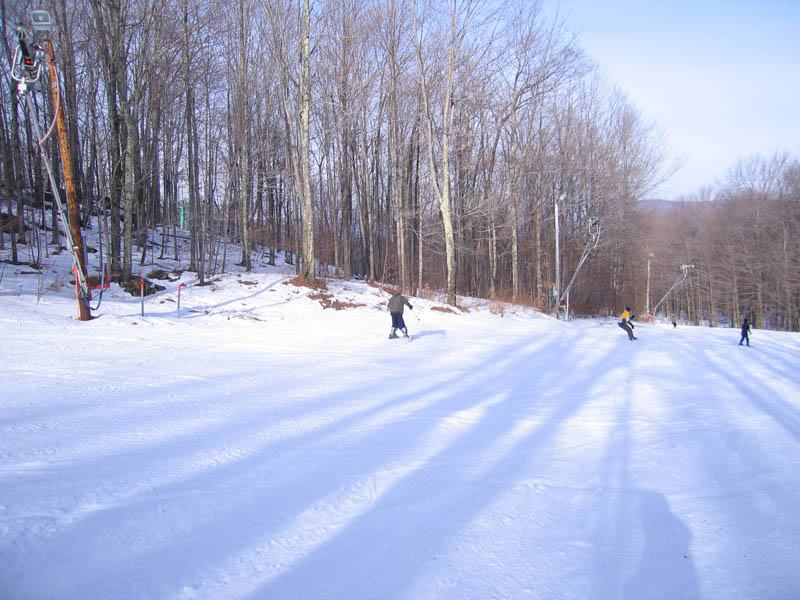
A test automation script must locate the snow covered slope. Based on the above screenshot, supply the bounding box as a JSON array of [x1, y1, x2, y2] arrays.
[[1, 251, 799, 599]]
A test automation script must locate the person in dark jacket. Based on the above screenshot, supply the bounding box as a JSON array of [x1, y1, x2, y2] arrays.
[[739, 318, 751, 346], [388, 292, 413, 338], [618, 306, 637, 341]]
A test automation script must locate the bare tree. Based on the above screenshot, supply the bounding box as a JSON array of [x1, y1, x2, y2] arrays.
[[412, 0, 494, 305], [267, 0, 315, 280]]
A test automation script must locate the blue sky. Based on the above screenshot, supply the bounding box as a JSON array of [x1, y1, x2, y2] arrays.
[[557, 0, 800, 199]]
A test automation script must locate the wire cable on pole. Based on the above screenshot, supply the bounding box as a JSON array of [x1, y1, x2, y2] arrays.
[[10, 16, 92, 308]]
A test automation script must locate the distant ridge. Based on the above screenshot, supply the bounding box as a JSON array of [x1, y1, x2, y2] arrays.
[[638, 198, 677, 213]]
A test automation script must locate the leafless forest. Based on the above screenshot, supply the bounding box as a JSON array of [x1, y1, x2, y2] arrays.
[[2, 0, 798, 330]]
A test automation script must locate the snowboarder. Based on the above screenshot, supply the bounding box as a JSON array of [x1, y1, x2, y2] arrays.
[[739, 318, 751, 346], [388, 292, 413, 338], [618, 306, 637, 341]]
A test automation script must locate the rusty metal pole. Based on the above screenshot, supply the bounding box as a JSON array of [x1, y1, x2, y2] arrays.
[[45, 40, 90, 320]]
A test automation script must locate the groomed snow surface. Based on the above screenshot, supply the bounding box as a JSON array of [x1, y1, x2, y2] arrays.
[[2, 243, 800, 599]]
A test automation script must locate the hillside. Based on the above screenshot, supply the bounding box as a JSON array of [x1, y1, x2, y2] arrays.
[[2, 233, 800, 599]]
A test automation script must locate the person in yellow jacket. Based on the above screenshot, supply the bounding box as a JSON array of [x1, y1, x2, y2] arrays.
[[618, 306, 637, 341]]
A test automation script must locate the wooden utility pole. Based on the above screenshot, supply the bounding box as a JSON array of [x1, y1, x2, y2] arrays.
[[46, 40, 91, 320]]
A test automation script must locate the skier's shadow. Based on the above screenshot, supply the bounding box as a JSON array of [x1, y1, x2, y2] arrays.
[[412, 329, 446, 339]]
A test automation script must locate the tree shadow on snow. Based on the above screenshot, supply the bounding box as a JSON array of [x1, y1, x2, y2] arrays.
[[7, 318, 707, 599], [242, 323, 688, 599], [591, 381, 699, 599]]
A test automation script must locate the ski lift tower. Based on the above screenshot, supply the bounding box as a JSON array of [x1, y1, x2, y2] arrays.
[[651, 263, 694, 320]]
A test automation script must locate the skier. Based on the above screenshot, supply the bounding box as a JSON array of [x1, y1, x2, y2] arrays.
[[671, 315, 677, 328], [388, 291, 413, 338], [618, 306, 637, 341], [738, 318, 751, 346]]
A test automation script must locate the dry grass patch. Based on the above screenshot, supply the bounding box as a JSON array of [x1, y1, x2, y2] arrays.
[[308, 292, 365, 310], [284, 276, 329, 291], [230, 313, 264, 322], [367, 281, 407, 295]]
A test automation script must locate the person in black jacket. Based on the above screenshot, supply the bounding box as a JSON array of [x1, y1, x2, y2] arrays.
[[388, 292, 413, 338], [738, 318, 751, 346]]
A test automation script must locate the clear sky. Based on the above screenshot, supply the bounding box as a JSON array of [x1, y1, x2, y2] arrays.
[[556, 0, 800, 199]]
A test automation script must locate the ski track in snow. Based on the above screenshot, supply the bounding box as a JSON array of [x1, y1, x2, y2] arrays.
[[2, 262, 800, 599]]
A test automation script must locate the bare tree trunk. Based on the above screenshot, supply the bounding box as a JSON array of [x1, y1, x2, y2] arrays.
[[340, 133, 353, 279], [511, 198, 519, 300], [182, 2, 200, 276], [237, 0, 252, 272], [299, 0, 314, 279], [120, 111, 136, 279], [489, 217, 497, 298]]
